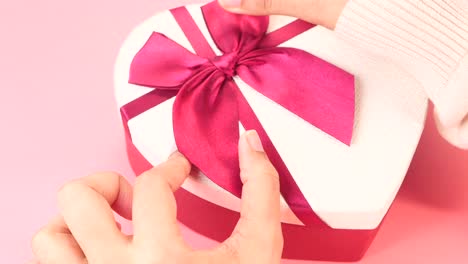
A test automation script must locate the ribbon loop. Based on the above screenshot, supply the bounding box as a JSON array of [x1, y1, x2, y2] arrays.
[[129, 32, 210, 89]]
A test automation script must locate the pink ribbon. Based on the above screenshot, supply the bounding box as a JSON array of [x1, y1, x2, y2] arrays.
[[126, 1, 355, 225]]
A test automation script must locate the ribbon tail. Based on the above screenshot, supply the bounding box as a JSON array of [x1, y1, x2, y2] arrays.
[[234, 86, 329, 227], [173, 72, 243, 197], [238, 48, 355, 145]]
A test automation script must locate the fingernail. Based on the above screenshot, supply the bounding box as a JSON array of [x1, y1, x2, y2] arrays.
[[220, 0, 242, 8], [169, 151, 183, 160], [246, 130, 264, 152]]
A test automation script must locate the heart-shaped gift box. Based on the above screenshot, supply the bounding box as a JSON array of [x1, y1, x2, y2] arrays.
[[114, 1, 428, 261]]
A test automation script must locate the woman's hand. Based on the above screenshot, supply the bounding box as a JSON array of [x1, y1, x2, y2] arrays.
[[218, 0, 348, 29], [30, 131, 283, 264]]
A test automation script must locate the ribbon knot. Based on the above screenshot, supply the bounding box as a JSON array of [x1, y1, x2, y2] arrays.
[[211, 52, 238, 78]]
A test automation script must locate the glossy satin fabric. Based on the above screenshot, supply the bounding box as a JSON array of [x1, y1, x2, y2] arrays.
[[127, 1, 355, 225]]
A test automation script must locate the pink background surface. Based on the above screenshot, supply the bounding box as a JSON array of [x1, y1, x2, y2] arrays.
[[0, 0, 467, 263]]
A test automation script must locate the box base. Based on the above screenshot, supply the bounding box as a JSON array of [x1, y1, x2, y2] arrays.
[[123, 125, 378, 261]]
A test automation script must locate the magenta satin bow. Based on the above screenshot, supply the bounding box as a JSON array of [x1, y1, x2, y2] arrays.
[[128, 2, 354, 220]]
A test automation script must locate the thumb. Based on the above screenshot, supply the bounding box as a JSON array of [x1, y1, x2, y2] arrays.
[[217, 130, 282, 261], [217, 0, 348, 29], [237, 130, 281, 227]]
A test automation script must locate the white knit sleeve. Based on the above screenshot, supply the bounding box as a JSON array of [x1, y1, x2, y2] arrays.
[[334, 0, 468, 149]]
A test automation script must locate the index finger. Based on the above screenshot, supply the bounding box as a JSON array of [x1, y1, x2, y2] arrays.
[[132, 152, 191, 247]]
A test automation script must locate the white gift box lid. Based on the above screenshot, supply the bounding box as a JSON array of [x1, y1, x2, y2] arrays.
[[114, 4, 428, 230]]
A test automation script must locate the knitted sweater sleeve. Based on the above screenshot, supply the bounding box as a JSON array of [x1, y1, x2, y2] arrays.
[[334, 0, 468, 149]]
